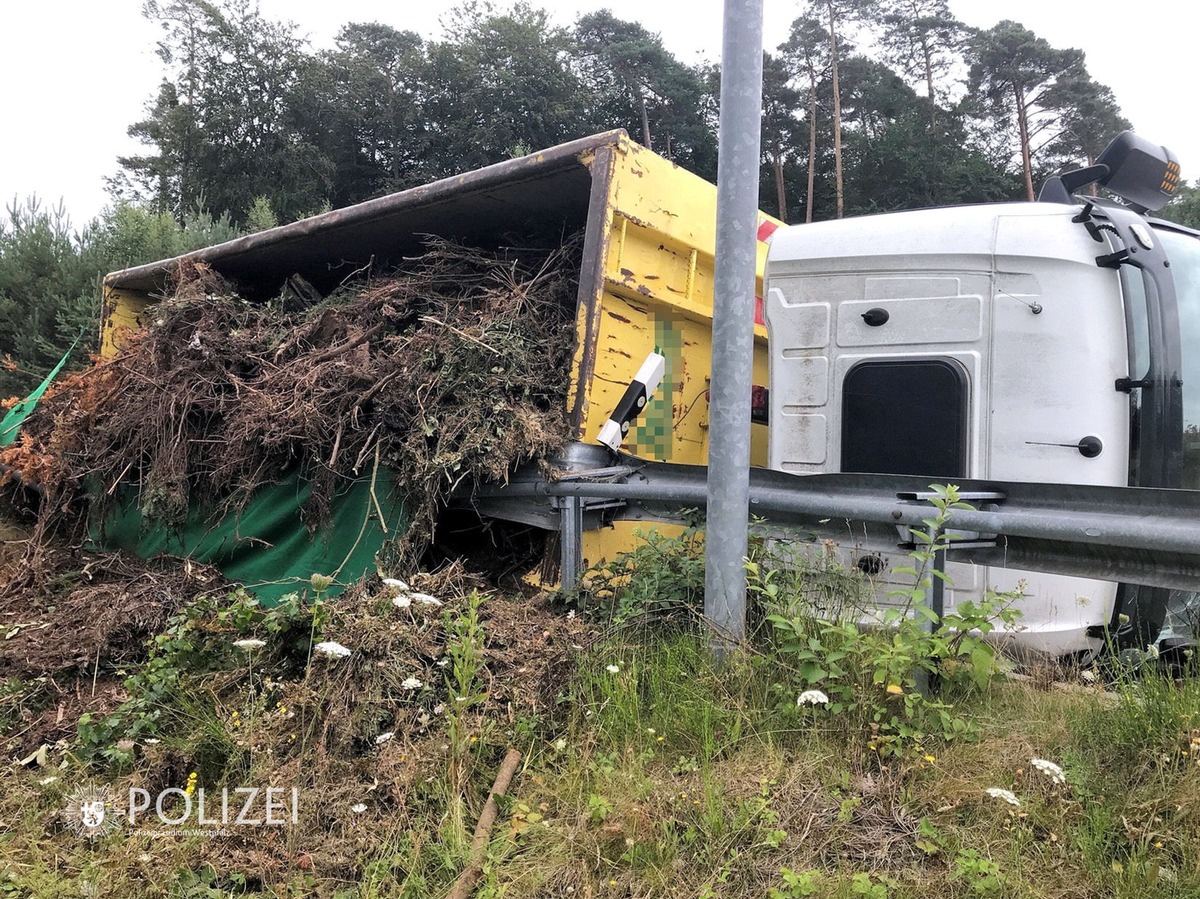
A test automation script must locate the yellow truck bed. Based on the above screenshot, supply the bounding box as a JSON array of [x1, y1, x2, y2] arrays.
[[102, 130, 779, 570]]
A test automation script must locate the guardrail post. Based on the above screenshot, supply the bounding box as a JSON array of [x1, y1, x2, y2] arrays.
[[559, 496, 583, 592], [916, 545, 947, 698]]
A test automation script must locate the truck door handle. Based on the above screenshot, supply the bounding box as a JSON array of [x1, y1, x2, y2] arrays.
[[1024, 436, 1103, 458]]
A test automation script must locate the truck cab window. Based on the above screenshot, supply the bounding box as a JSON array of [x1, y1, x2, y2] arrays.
[[1158, 228, 1200, 490], [840, 359, 968, 478]]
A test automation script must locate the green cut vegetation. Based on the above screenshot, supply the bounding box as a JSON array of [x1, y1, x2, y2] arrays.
[[3, 510, 1200, 899]]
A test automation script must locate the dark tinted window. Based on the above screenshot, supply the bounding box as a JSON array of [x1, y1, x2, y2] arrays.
[[841, 360, 968, 478]]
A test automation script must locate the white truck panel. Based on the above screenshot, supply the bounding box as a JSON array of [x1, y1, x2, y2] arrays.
[[764, 203, 1131, 657]]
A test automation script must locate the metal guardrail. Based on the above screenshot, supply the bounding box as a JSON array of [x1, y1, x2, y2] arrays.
[[472, 443, 1200, 593]]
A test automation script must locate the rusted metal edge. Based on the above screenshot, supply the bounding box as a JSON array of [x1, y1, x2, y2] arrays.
[[568, 143, 619, 435], [104, 130, 630, 294]]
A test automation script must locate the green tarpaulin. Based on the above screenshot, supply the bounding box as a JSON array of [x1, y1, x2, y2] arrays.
[[4, 355, 410, 601], [0, 342, 77, 447], [96, 469, 408, 601]]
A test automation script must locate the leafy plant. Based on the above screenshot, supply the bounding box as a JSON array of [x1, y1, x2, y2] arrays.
[[77, 588, 310, 767], [914, 816, 945, 855], [768, 867, 821, 898], [672, 754, 701, 776], [443, 589, 489, 788], [850, 871, 893, 898], [752, 485, 1022, 757], [587, 792, 614, 823], [950, 848, 1005, 894], [582, 524, 705, 625]]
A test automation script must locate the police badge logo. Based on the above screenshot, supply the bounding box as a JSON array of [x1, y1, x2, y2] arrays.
[[63, 785, 121, 839]]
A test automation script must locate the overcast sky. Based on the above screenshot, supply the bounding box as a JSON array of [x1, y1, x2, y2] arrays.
[[1, 0, 1192, 229]]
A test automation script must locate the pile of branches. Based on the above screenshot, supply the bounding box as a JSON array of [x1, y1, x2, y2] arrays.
[[5, 237, 580, 561]]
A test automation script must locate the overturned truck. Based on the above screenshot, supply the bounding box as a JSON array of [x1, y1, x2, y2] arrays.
[[88, 130, 771, 597], [16, 128, 1200, 659]]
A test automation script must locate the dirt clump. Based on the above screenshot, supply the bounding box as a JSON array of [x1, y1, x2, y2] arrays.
[[0, 533, 234, 754]]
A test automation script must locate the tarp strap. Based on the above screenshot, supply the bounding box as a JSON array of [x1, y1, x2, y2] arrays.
[[0, 338, 80, 446]]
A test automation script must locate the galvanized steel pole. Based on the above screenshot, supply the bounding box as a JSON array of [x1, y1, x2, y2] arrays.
[[706, 0, 765, 649]]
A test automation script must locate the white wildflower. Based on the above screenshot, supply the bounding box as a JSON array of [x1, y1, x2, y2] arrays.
[[433, 704, 446, 715], [233, 638, 266, 650], [606, 664, 621, 674], [436, 658, 450, 668], [566, 609, 577, 620], [401, 677, 424, 691], [350, 803, 367, 814], [37, 776, 58, 786], [1080, 669, 1097, 683], [410, 592, 442, 607], [382, 578, 410, 591], [553, 738, 568, 751], [143, 738, 161, 745], [1030, 758, 1067, 785], [797, 689, 830, 706], [985, 787, 1021, 807], [314, 641, 352, 658], [392, 594, 413, 609], [375, 731, 395, 745]]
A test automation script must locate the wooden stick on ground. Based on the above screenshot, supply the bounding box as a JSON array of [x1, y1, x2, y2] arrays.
[[446, 747, 524, 899]]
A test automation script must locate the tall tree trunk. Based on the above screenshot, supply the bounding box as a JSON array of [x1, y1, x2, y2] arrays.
[[640, 95, 653, 151], [773, 152, 788, 221], [180, 7, 200, 221], [828, 1, 844, 219], [806, 67, 818, 224], [1015, 84, 1034, 201], [921, 35, 937, 129]]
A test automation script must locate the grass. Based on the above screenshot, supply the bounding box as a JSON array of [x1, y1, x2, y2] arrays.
[[481, 646, 1200, 899], [5, 624, 1200, 897], [3, 525, 1200, 898]]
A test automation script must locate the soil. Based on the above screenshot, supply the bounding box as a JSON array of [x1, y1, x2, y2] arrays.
[[0, 515, 235, 753]]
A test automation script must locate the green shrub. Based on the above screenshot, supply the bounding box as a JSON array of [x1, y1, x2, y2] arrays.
[[751, 485, 1021, 757]]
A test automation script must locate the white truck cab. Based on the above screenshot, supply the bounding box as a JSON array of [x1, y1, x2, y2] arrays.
[[763, 133, 1199, 657]]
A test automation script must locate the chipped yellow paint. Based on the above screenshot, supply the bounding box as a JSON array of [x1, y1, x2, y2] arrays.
[[581, 520, 688, 572], [100, 285, 153, 358], [571, 133, 779, 570], [571, 134, 775, 460]]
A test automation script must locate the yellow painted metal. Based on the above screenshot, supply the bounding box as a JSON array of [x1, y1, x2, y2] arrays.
[[581, 520, 688, 572], [572, 135, 777, 568], [583, 137, 772, 460], [100, 286, 153, 358]]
